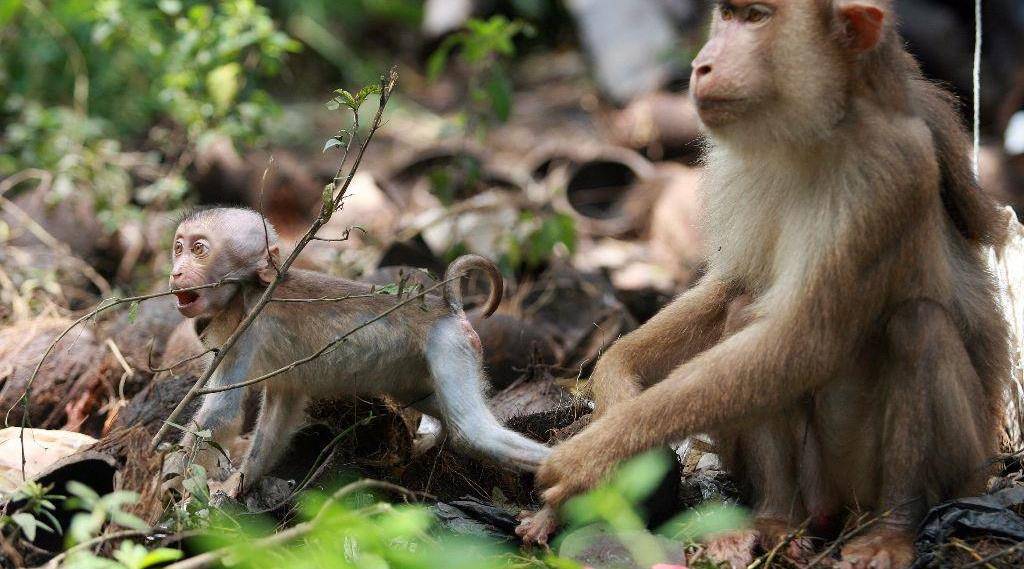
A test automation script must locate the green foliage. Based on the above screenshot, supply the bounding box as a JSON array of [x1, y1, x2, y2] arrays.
[[502, 211, 577, 273], [60, 484, 182, 569], [65, 481, 149, 546], [65, 541, 184, 569], [0, 481, 64, 542], [0, 0, 299, 141], [428, 16, 534, 131], [155, 0, 300, 143], [0, 1, 298, 236], [40, 452, 746, 568], [0, 101, 185, 232], [323, 82, 381, 154]]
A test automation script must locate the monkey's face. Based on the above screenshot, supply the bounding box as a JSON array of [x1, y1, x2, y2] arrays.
[[690, 1, 780, 129], [691, 1, 882, 144], [170, 223, 238, 319]]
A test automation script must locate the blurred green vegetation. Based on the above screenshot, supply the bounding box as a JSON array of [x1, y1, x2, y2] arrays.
[[0, 452, 746, 568], [1, 0, 299, 142]]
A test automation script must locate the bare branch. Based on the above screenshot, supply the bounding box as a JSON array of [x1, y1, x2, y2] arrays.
[[268, 292, 378, 303], [146, 341, 217, 374]]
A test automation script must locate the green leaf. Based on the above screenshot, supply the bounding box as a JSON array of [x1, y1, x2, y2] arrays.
[[112, 541, 148, 568], [485, 70, 513, 122], [322, 136, 344, 153], [354, 84, 382, 106], [11, 512, 45, 541], [612, 450, 670, 502], [127, 301, 139, 324], [427, 34, 461, 82], [0, 0, 23, 26], [659, 502, 750, 542], [334, 89, 357, 110], [66, 481, 100, 503], [207, 62, 242, 111], [207, 440, 231, 462], [157, 0, 181, 15], [139, 548, 185, 568], [109, 510, 150, 532], [68, 511, 103, 544]]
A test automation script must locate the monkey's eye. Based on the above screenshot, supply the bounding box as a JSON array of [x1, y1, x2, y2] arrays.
[[173, 241, 184, 256], [191, 241, 209, 256], [745, 4, 772, 23], [719, 5, 735, 21]]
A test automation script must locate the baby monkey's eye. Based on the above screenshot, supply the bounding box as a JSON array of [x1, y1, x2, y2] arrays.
[[720, 5, 735, 21], [745, 4, 772, 23], [173, 241, 184, 256], [191, 242, 208, 256]]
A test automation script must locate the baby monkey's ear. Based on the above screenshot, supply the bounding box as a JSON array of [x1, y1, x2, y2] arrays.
[[256, 244, 281, 285]]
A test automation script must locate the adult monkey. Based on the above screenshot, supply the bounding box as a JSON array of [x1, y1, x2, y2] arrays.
[[517, 1, 1010, 567]]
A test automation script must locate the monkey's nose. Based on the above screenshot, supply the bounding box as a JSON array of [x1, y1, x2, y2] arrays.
[[694, 63, 712, 77]]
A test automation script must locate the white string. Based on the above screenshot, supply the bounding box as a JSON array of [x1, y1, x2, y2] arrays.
[[973, 0, 982, 176]]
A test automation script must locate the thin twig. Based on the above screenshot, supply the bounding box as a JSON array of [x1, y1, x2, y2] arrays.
[[197, 276, 456, 395], [33, 529, 149, 569], [962, 541, 1024, 569], [806, 509, 890, 568], [146, 340, 217, 374], [268, 292, 378, 303], [747, 518, 811, 569]]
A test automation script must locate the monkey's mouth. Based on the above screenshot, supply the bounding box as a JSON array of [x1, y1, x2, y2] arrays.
[[695, 97, 743, 112], [174, 290, 200, 308]]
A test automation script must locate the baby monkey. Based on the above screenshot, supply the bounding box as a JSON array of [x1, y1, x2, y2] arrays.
[[162, 207, 549, 494]]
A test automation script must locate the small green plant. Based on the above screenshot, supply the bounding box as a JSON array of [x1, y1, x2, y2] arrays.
[[428, 16, 534, 135], [65, 481, 150, 546], [502, 211, 576, 273], [61, 483, 183, 569], [0, 480, 64, 542], [159, 421, 235, 531]]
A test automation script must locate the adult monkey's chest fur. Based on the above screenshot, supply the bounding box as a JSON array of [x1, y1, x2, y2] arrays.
[[706, 164, 833, 291]]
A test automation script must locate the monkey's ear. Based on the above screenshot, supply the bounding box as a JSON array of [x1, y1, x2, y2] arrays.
[[839, 3, 885, 53], [256, 244, 281, 285]]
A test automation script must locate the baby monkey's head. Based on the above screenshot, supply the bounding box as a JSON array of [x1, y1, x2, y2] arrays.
[[169, 207, 281, 318]]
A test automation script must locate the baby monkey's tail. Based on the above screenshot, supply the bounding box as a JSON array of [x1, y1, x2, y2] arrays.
[[443, 254, 503, 319]]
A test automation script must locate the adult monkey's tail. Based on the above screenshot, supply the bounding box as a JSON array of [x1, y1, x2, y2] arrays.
[[443, 254, 503, 318]]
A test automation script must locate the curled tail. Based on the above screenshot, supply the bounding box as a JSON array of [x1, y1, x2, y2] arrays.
[[443, 254, 503, 318]]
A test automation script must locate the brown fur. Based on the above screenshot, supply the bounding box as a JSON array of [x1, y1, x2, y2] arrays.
[[520, 2, 1009, 567]]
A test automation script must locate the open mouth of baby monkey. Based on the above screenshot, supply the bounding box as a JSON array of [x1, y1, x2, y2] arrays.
[[174, 290, 200, 308]]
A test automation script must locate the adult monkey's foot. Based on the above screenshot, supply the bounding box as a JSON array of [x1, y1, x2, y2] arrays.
[[703, 518, 813, 568], [837, 529, 915, 569], [515, 505, 559, 547]]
